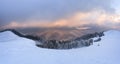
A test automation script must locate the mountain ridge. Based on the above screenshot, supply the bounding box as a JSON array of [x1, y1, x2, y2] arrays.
[[0, 29, 105, 49]]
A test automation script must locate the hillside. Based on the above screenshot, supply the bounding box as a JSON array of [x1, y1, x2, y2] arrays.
[[0, 30, 120, 64]]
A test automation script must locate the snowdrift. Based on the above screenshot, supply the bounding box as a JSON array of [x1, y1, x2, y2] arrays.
[[0, 30, 120, 64]]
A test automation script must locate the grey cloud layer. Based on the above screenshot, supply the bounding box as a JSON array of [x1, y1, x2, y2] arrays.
[[0, 0, 114, 25]]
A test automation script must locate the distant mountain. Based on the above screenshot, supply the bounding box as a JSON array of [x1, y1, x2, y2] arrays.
[[36, 31, 104, 49], [0, 28, 104, 49]]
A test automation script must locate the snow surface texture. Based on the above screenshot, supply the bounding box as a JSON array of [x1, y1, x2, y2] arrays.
[[0, 30, 120, 64]]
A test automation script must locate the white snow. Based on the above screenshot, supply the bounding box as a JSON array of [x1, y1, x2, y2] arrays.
[[0, 30, 120, 64]]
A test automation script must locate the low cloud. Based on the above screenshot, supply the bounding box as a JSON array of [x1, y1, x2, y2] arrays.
[[1, 0, 119, 30], [3, 10, 120, 30]]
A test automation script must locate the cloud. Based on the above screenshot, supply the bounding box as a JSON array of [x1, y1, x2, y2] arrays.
[[1, 0, 119, 30], [3, 10, 120, 30], [0, 0, 114, 25]]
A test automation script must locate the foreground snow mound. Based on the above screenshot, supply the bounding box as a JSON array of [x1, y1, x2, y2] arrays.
[[0, 30, 120, 64]]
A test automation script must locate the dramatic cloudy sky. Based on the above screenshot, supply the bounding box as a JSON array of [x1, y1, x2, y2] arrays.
[[0, 0, 120, 29]]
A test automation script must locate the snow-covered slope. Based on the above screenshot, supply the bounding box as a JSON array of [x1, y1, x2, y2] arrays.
[[0, 30, 120, 64]]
